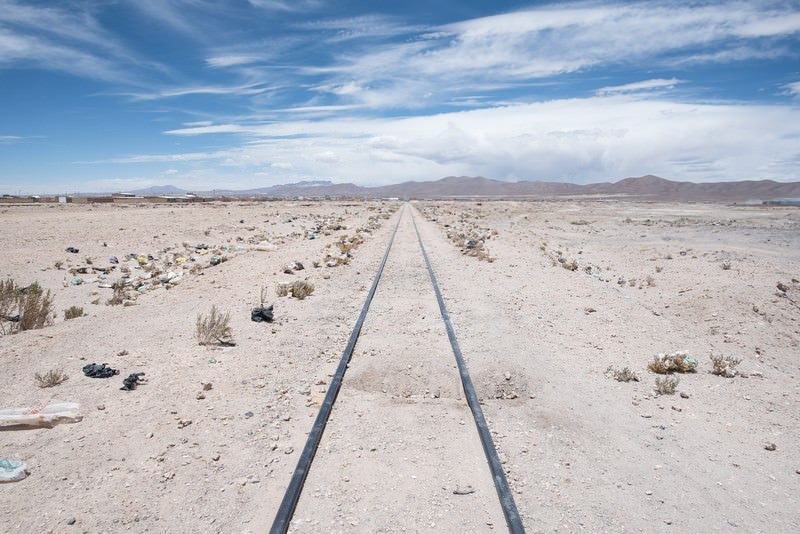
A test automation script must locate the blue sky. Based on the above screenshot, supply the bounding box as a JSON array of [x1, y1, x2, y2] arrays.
[[1, 0, 799, 194]]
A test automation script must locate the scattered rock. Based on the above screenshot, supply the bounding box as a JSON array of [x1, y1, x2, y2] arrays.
[[66, 517, 76, 525], [202, 382, 213, 391], [764, 443, 777, 451], [96, 404, 105, 411], [196, 392, 206, 400], [453, 485, 476, 495], [177, 419, 192, 429], [680, 392, 690, 399], [244, 411, 254, 418]]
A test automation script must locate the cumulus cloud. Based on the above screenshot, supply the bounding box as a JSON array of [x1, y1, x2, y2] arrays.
[[138, 95, 800, 185]]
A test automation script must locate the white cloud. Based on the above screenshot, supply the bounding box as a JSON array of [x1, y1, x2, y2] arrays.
[[784, 81, 800, 96], [302, 1, 800, 111], [106, 95, 800, 186], [596, 78, 683, 95], [248, 0, 323, 12]]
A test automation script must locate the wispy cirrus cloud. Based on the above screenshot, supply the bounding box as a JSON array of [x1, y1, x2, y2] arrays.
[[784, 81, 800, 97], [296, 1, 800, 111], [597, 78, 684, 95], [248, 0, 325, 12]]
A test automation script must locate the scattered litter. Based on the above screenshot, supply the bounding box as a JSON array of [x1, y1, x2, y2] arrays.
[[210, 256, 223, 266], [453, 485, 475, 495], [0, 402, 82, 428], [251, 305, 274, 323], [82, 363, 119, 378], [121, 372, 146, 391], [0, 459, 28, 482], [66, 247, 79, 254]]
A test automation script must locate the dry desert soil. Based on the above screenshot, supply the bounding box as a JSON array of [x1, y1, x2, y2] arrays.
[[0, 199, 798, 533]]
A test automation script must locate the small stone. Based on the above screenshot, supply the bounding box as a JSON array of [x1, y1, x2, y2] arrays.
[[727, 518, 737, 527], [284, 447, 294, 454], [203, 383, 213, 391], [96, 404, 105, 411], [679, 392, 689, 399], [504, 372, 512, 381], [211, 454, 221, 462], [66, 517, 76, 525], [244, 411, 254, 418], [146, 432, 154, 439], [764, 443, 777, 451], [177, 419, 192, 429], [641, 413, 653, 419], [645, 490, 653, 495]]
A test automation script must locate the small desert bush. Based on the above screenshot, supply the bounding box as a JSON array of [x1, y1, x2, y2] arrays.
[[648, 351, 697, 374], [290, 280, 314, 299], [64, 306, 84, 320], [195, 305, 233, 345], [276, 283, 290, 297], [35, 368, 68, 388], [646, 275, 656, 287], [560, 258, 578, 271], [107, 280, 128, 305], [655, 265, 663, 273], [606, 366, 640, 382], [0, 279, 54, 335], [570, 219, 591, 226], [277, 280, 315, 299], [654, 376, 679, 395], [710, 354, 741, 378]]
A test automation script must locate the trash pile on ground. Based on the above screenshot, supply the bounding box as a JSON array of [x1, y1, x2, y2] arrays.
[[57, 242, 249, 305]]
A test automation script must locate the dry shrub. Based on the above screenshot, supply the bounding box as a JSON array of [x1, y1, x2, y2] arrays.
[[655, 265, 663, 273], [35, 368, 68, 388], [654, 376, 679, 395], [606, 366, 640, 382], [290, 280, 314, 299], [648, 351, 697, 374], [276, 283, 290, 297], [0, 279, 54, 335], [570, 219, 591, 226], [64, 306, 84, 320], [195, 305, 233, 345], [646, 275, 656, 287], [561, 258, 578, 271], [107, 280, 128, 305], [710, 354, 741, 378]]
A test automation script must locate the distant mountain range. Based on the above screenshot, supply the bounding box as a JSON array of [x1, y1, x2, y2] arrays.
[[126, 175, 800, 202]]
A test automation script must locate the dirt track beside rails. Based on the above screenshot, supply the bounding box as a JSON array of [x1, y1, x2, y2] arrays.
[[1, 200, 798, 533]]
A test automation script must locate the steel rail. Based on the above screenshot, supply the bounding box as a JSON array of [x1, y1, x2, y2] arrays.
[[411, 208, 526, 534], [269, 206, 404, 534]]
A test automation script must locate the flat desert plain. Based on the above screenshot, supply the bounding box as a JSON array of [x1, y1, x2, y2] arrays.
[[0, 200, 798, 533]]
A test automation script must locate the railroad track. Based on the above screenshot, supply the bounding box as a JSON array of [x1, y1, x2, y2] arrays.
[[270, 204, 524, 533]]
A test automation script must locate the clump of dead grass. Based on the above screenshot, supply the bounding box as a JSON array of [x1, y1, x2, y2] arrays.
[[648, 351, 697, 374], [277, 280, 315, 300], [35, 368, 68, 388], [195, 305, 233, 345], [605, 366, 640, 382], [654, 376, 679, 395], [710, 354, 741, 378], [0, 278, 54, 335], [107, 280, 128, 305], [64, 306, 84, 320]]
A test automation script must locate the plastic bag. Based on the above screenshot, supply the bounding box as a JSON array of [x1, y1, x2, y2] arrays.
[[0, 402, 82, 428], [0, 459, 28, 482]]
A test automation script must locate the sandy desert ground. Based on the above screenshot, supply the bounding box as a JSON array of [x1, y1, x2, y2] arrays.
[[0, 199, 798, 533]]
